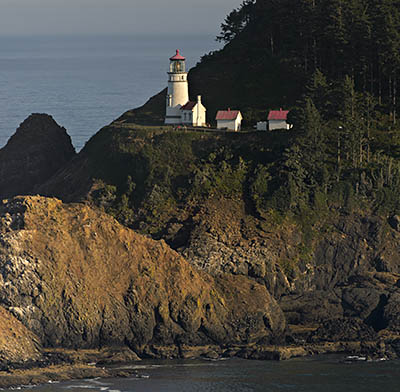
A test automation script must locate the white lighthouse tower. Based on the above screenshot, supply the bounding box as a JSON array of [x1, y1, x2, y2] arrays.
[[165, 50, 189, 124]]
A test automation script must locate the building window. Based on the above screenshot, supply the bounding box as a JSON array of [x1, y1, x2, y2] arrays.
[[172, 60, 185, 73]]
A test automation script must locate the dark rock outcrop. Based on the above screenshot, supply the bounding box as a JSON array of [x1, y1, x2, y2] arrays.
[[308, 318, 377, 343], [388, 215, 400, 232], [383, 293, 400, 332], [181, 206, 400, 341], [0, 114, 75, 199]]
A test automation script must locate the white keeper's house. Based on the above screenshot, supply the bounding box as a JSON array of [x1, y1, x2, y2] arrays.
[[165, 50, 206, 126], [216, 109, 243, 131]]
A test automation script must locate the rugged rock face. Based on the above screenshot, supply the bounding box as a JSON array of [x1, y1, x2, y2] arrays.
[[182, 202, 400, 344], [0, 196, 285, 354], [0, 114, 75, 199], [0, 306, 41, 364], [180, 198, 298, 299], [279, 215, 400, 334]]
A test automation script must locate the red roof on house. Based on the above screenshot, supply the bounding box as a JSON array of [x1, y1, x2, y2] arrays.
[[268, 109, 289, 121], [170, 49, 185, 61], [216, 109, 241, 121], [181, 101, 196, 111]]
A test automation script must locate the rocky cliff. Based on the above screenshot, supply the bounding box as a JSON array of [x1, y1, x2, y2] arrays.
[[0, 196, 285, 357], [0, 114, 75, 199], [33, 124, 400, 359], [179, 198, 400, 349]]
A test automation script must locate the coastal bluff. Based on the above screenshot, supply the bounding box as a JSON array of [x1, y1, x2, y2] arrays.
[[33, 122, 400, 360], [0, 195, 285, 358]]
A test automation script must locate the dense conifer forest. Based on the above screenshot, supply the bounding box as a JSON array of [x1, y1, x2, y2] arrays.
[[195, 0, 400, 223], [216, 0, 400, 123]]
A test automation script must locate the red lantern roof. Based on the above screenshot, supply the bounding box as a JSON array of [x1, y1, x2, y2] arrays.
[[268, 109, 289, 121], [170, 49, 185, 61]]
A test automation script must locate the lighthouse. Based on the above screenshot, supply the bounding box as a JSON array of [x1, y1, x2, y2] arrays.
[[165, 50, 189, 124], [164, 50, 207, 126]]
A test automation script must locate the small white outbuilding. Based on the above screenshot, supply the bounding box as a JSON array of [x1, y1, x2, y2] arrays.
[[268, 109, 290, 130], [216, 109, 243, 131], [256, 121, 268, 131]]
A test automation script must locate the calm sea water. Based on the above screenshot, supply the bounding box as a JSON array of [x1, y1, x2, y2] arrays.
[[0, 34, 218, 151], [5, 357, 400, 392]]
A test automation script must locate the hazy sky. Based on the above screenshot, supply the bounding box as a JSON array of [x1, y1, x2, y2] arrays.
[[0, 0, 243, 36]]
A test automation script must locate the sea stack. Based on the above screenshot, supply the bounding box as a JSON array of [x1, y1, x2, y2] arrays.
[[0, 114, 75, 199]]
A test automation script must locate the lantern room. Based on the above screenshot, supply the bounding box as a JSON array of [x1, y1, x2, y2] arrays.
[[169, 49, 186, 73]]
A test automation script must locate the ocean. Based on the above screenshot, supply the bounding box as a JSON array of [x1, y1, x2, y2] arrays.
[[0, 34, 219, 151], [3, 357, 400, 392]]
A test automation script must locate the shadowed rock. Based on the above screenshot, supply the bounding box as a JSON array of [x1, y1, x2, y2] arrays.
[[0, 114, 75, 199]]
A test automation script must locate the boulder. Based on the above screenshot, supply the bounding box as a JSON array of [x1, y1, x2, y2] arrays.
[[383, 292, 400, 332], [308, 318, 377, 343]]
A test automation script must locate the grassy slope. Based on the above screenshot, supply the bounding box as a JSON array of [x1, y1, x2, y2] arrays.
[[74, 123, 295, 237], [115, 89, 167, 126]]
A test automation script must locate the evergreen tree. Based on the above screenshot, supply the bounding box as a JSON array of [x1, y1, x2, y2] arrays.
[[217, 0, 256, 43]]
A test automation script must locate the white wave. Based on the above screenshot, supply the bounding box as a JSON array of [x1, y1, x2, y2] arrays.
[[89, 380, 110, 386], [117, 364, 162, 370]]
